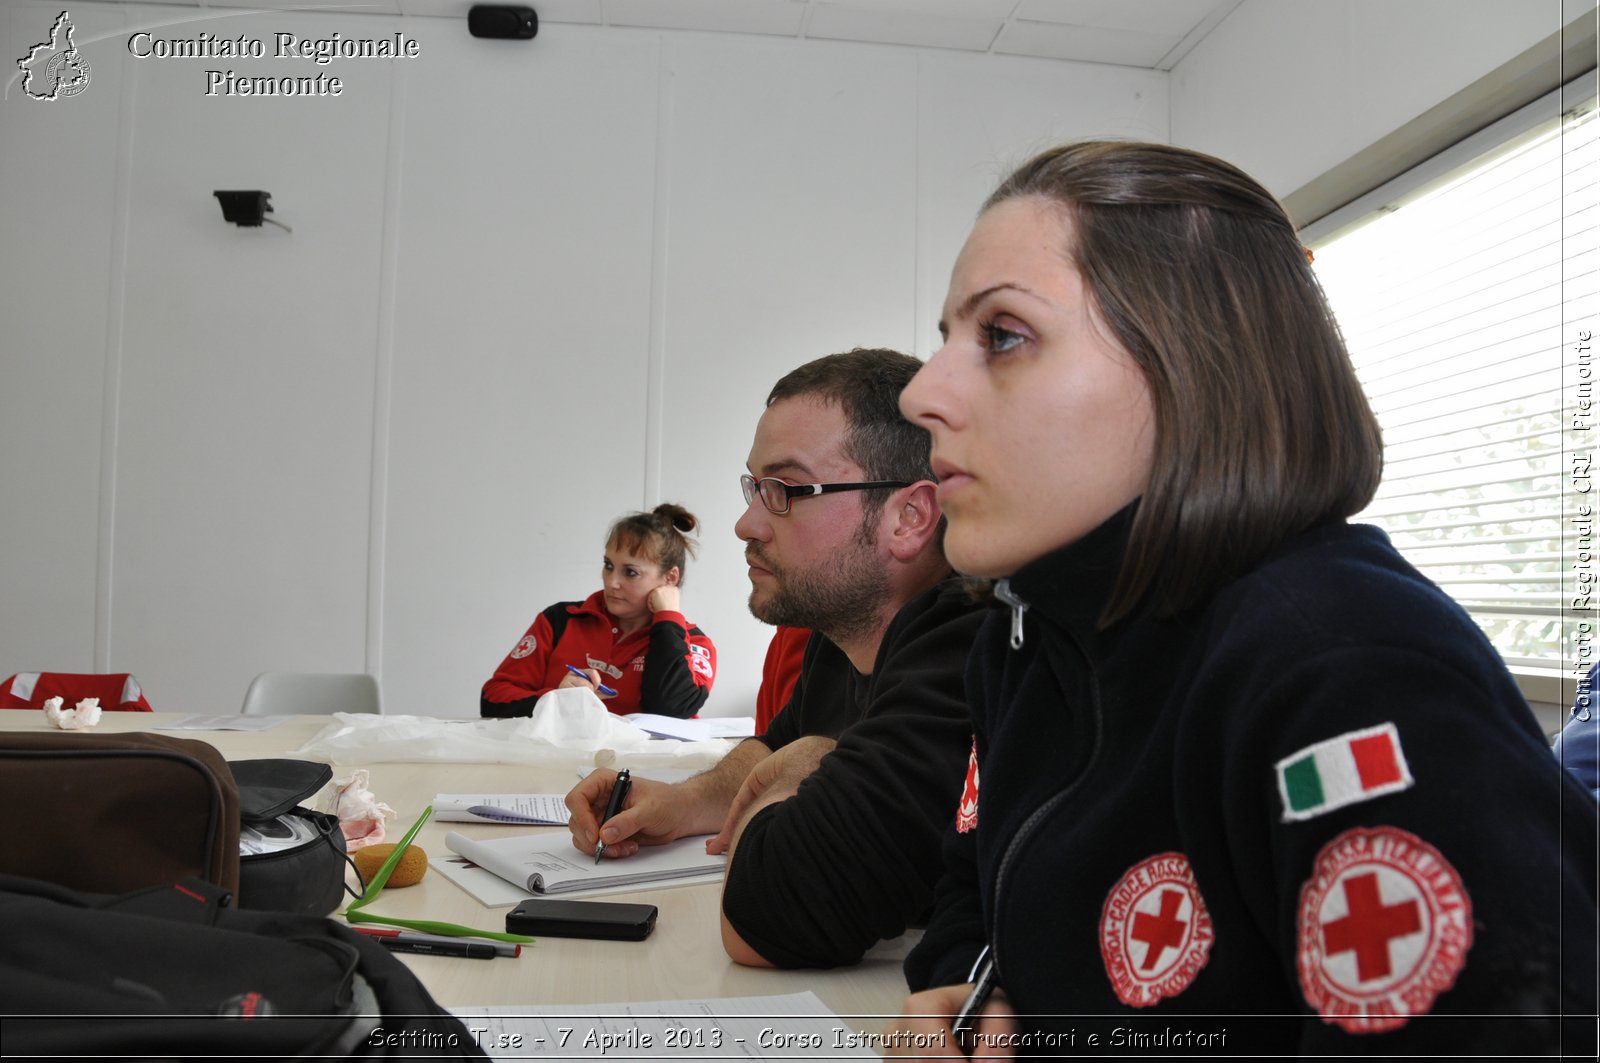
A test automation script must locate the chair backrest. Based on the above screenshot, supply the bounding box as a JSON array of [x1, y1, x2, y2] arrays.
[[0, 672, 153, 712], [240, 672, 380, 717]]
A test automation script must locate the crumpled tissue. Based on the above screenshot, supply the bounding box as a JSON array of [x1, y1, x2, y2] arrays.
[[290, 687, 733, 766], [43, 695, 102, 730], [334, 768, 396, 850]]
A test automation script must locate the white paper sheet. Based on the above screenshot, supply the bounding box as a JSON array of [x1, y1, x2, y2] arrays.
[[434, 794, 572, 825], [622, 714, 757, 742]]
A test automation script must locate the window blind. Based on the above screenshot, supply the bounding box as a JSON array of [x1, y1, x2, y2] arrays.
[[1311, 77, 1597, 673]]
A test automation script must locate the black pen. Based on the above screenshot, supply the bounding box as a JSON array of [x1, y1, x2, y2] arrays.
[[951, 944, 997, 1056], [594, 768, 632, 863], [378, 937, 496, 960]]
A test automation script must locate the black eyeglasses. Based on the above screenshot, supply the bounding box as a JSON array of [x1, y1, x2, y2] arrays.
[[740, 474, 912, 515]]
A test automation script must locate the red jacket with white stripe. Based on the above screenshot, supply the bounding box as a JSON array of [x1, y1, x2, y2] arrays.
[[480, 591, 715, 719]]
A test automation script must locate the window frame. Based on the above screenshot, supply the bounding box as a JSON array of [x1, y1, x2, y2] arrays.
[[1304, 73, 1597, 713]]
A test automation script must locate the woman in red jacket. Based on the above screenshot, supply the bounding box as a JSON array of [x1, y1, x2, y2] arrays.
[[481, 503, 716, 719]]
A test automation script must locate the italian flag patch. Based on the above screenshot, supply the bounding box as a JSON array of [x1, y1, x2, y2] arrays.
[[1275, 723, 1413, 822]]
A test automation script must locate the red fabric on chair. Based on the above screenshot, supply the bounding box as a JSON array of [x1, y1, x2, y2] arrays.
[[0, 672, 154, 712]]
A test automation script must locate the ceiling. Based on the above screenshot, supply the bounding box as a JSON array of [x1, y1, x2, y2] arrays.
[[93, 0, 1245, 70]]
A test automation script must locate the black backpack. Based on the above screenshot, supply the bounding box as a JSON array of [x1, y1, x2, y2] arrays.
[[0, 873, 486, 1059]]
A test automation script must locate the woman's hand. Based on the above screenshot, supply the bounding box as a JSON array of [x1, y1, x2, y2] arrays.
[[885, 984, 1019, 1058], [558, 667, 608, 696], [647, 584, 682, 615]]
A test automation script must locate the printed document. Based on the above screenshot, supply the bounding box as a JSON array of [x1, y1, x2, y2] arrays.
[[433, 794, 571, 825]]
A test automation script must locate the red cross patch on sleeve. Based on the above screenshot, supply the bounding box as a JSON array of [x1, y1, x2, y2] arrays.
[[955, 738, 979, 833], [1297, 826, 1473, 1032]]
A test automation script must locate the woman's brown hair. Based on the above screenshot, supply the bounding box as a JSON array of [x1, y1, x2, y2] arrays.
[[985, 140, 1383, 625], [608, 503, 699, 584]]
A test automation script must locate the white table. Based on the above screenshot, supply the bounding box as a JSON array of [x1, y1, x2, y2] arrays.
[[1, 712, 917, 1036]]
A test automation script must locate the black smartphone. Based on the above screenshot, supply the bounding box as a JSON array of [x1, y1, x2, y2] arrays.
[[506, 898, 658, 941]]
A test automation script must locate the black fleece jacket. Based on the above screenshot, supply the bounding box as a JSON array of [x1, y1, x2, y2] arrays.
[[720, 577, 985, 968], [906, 509, 1597, 1055]]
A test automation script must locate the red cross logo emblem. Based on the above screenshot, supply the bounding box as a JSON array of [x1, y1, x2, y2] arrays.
[[1100, 853, 1214, 1007], [1298, 827, 1473, 1033], [1131, 888, 1190, 971], [1321, 872, 1423, 981]]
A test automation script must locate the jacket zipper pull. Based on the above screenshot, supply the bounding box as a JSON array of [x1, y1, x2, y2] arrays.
[[993, 580, 1028, 650]]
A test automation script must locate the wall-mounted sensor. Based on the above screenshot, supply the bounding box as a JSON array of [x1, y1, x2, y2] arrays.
[[213, 190, 290, 232], [469, 5, 537, 39]]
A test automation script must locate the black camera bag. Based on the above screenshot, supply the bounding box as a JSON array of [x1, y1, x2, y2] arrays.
[[231, 758, 361, 915]]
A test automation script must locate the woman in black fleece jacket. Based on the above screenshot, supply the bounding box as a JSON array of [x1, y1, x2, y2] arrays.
[[887, 140, 1596, 1057]]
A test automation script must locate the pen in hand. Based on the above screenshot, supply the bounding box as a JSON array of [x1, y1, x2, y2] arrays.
[[951, 944, 998, 1056], [594, 768, 632, 864], [566, 663, 618, 698]]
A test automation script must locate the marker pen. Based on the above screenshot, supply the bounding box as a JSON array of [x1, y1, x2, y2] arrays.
[[378, 937, 497, 960], [353, 925, 520, 957]]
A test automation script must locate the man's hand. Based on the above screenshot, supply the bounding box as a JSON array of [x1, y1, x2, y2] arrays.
[[564, 741, 770, 860], [564, 771, 694, 858], [885, 984, 1019, 1058], [707, 735, 837, 855]]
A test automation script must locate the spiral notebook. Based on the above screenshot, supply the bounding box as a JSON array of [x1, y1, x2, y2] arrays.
[[444, 830, 725, 895]]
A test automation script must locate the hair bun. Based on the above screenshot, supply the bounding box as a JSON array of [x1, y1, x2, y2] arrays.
[[654, 502, 698, 535]]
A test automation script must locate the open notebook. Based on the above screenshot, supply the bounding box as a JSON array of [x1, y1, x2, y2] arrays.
[[444, 831, 725, 895]]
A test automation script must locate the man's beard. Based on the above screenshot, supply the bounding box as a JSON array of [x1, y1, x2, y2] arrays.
[[745, 526, 888, 646]]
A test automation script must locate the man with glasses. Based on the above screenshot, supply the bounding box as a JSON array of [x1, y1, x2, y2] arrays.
[[565, 348, 984, 968]]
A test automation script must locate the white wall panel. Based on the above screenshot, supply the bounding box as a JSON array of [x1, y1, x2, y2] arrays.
[[0, 2, 130, 679], [912, 51, 1167, 359], [654, 36, 922, 716], [108, 9, 390, 713], [381, 25, 661, 717]]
